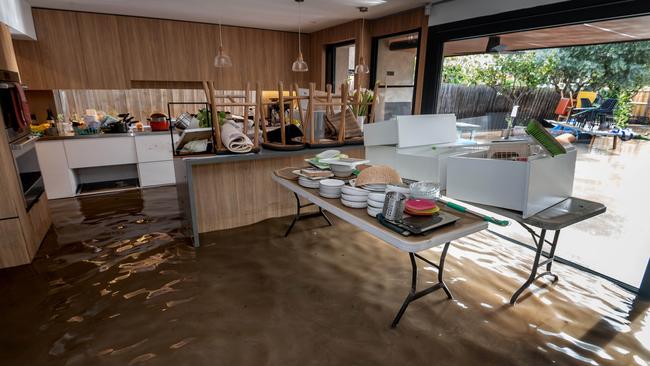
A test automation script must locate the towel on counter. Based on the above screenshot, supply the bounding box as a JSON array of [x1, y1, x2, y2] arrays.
[[221, 120, 253, 153], [324, 108, 362, 140]]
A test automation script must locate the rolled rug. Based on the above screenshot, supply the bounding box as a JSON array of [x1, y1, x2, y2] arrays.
[[221, 120, 253, 153]]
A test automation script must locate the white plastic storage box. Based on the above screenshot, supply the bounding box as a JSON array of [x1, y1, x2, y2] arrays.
[[364, 114, 457, 148], [365, 141, 475, 189], [446, 147, 577, 218]]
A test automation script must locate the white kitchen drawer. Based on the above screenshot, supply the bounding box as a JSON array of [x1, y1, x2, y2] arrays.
[[35, 140, 77, 199], [138, 161, 175, 187], [64, 137, 137, 168], [135, 134, 173, 163]]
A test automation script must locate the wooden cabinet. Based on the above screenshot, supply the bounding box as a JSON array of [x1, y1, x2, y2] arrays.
[[13, 8, 307, 90], [0, 23, 19, 74], [76, 12, 129, 89]]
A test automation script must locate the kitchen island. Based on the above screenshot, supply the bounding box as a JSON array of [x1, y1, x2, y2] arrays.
[[37, 131, 176, 198], [175, 145, 364, 246]]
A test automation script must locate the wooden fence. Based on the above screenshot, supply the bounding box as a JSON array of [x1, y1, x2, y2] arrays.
[[436, 83, 560, 123]]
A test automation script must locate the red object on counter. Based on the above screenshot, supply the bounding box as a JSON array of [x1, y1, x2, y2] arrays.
[[149, 120, 169, 131]]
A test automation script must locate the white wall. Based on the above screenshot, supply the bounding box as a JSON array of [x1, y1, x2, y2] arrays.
[[0, 0, 36, 40], [428, 0, 568, 26]]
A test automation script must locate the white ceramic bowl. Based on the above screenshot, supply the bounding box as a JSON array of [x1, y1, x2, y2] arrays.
[[341, 185, 369, 196], [367, 199, 384, 209], [341, 193, 367, 202], [341, 198, 367, 208], [367, 206, 382, 217], [319, 179, 345, 188], [368, 192, 386, 202], [319, 191, 341, 199], [329, 163, 354, 177]]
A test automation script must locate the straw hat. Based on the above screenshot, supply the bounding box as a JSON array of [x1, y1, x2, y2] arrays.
[[356, 165, 402, 186]]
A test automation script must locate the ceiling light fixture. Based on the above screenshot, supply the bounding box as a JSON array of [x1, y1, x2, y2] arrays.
[[354, 7, 370, 75], [214, 19, 233, 68], [292, 0, 308, 72]]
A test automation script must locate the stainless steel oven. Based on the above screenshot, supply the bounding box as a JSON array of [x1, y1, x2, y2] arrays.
[[1, 70, 44, 210]]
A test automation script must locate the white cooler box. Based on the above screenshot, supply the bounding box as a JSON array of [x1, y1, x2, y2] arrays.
[[446, 147, 577, 218]]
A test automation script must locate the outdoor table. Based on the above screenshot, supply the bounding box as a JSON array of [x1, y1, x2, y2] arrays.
[[272, 174, 488, 327], [466, 198, 606, 304], [456, 122, 480, 140]]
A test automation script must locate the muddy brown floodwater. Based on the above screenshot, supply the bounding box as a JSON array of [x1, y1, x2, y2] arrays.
[[0, 186, 648, 365]]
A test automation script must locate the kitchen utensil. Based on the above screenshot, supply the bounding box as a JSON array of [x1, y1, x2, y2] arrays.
[[367, 198, 384, 209], [329, 163, 354, 177], [298, 177, 320, 189], [341, 198, 367, 208], [319, 191, 341, 199], [368, 192, 386, 202], [149, 112, 170, 131], [341, 185, 369, 196], [395, 212, 460, 234], [319, 179, 344, 188], [361, 184, 386, 192], [525, 119, 566, 157], [437, 197, 510, 226], [386, 184, 410, 197], [367, 206, 382, 218], [382, 191, 406, 221], [376, 213, 411, 236], [355, 165, 401, 186], [175, 112, 192, 130], [409, 181, 441, 200], [341, 193, 367, 202]]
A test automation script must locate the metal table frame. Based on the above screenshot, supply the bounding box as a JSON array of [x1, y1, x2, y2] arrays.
[[275, 176, 487, 327], [468, 198, 606, 305], [285, 193, 333, 237]]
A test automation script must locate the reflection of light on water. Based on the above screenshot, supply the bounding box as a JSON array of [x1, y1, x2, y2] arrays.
[[634, 311, 650, 351], [538, 328, 614, 361], [546, 342, 599, 366]]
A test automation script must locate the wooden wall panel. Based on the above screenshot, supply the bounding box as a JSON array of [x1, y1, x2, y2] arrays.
[[307, 7, 428, 104], [308, 20, 359, 90]]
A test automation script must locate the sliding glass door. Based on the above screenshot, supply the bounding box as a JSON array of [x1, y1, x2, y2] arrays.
[[371, 31, 420, 119]]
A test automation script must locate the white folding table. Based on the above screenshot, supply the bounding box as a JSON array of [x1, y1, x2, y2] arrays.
[[273, 174, 488, 327]]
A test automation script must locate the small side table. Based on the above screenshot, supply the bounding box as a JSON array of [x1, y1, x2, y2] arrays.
[[468, 198, 606, 304]]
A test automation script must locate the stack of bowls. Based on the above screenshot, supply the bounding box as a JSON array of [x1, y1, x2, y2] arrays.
[[319, 179, 344, 198], [340, 185, 369, 208], [298, 176, 321, 189], [366, 192, 386, 217], [328, 162, 355, 178]]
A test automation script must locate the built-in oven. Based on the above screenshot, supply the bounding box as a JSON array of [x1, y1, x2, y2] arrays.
[[1, 70, 44, 210]]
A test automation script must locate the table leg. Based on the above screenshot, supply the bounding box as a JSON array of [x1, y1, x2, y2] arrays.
[[284, 193, 333, 237], [510, 229, 560, 305], [391, 242, 453, 328]]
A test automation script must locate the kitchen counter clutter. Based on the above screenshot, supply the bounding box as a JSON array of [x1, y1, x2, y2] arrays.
[[36, 132, 176, 198]]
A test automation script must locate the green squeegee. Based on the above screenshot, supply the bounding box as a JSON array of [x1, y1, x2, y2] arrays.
[[525, 119, 566, 157], [438, 198, 510, 226]]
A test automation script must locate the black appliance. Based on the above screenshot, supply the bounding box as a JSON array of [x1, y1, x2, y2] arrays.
[[0, 70, 44, 210]]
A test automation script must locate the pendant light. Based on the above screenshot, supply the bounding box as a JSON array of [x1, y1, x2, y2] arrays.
[[291, 0, 308, 72], [354, 7, 369, 74], [214, 19, 232, 68]]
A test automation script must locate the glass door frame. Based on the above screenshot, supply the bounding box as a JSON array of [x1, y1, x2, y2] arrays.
[[325, 40, 356, 90], [419, 0, 650, 295], [370, 29, 422, 115]]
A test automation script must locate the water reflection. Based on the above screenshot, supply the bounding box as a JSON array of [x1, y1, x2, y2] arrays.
[[0, 186, 647, 365]]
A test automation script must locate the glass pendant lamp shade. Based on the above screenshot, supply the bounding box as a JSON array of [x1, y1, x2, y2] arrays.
[[214, 46, 232, 68], [292, 0, 308, 72], [214, 21, 232, 68], [354, 7, 369, 75], [292, 52, 308, 72], [354, 56, 369, 74]]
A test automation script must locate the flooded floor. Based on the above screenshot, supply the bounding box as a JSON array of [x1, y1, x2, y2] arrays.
[[0, 186, 648, 365]]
